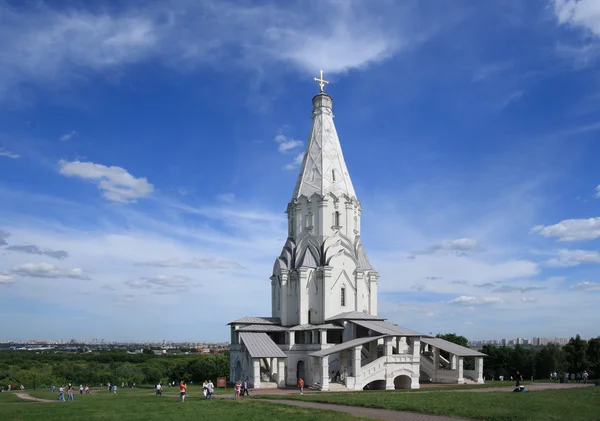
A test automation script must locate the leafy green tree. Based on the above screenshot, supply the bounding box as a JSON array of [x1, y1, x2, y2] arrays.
[[586, 337, 600, 377], [535, 343, 564, 378], [564, 335, 588, 373]]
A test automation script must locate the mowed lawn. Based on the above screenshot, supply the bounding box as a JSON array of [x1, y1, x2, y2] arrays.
[[260, 386, 600, 421], [0, 387, 372, 421]]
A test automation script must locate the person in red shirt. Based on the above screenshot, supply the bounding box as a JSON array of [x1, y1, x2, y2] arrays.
[[298, 377, 304, 394], [179, 380, 187, 402]]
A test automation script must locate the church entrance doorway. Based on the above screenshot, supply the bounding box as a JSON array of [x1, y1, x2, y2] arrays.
[[297, 360, 305, 382]]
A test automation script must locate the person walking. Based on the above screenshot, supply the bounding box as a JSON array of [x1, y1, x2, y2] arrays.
[[67, 384, 74, 401], [242, 378, 250, 396], [207, 380, 214, 399], [235, 380, 241, 397], [298, 377, 304, 394], [58, 385, 65, 401], [156, 383, 162, 396], [179, 380, 187, 402], [203, 380, 208, 399], [583, 370, 589, 384], [79, 384, 83, 394]]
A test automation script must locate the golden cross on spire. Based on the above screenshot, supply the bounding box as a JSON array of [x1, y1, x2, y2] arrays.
[[314, 70, 329, 93]]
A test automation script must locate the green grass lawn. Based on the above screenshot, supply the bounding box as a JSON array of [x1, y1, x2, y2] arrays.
[[0, 392, 35, 403], [260, 387, 600, 421], [0, 387, 371, 421]]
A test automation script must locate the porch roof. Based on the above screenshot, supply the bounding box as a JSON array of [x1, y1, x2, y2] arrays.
[[308, 335, 387, 358], [421, 337, 486, 357], [239, 332, 287, 358], [351, 319, 426, 337]]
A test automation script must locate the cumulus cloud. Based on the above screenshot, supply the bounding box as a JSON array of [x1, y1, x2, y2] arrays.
[[7, 244, 68, 260], [531, 218, 600, 241], [449, 296, 502, 305], [58, 160, 154, 203], [136, 257, 244, 270], [0, 229, 10, 246], [0, 274, 13, 284], [552, 0, 600, 36], [570, 281, 600, 291], [59, 130, 77, 141], [547, 249, 600, 267], [0, 148, 20, 159], [275, 134, 303, 153], [9, 262, 90, 280]]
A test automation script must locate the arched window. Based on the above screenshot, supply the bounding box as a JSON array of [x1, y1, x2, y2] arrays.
[[308, 310, 312, 324], [341, 287, 346, 307], [305, 212, 313, 229], [333, 211, 341, 227]]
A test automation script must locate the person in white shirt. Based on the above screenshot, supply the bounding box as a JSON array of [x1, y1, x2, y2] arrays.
[[207, 380, 214, 399], [58, 386, 65, 401], [156, 383, 162, 395]]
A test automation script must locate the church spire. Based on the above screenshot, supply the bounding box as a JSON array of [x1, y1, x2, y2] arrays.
[[292, 72, 357, 201]]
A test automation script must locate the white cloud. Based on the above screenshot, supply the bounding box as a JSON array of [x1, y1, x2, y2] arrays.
[[552, 0, 600, 36], [0, 1, 433, 101], [596, 185, 600, 198], [0, 275, 13, 284], [136, 257, 244, 270], [7, 244, 68, 260], [492, 285, 545, 293], [0, 148, 20, 159], [275, 134, 303, 153], [449, 296, 503, 306], [522, 297, 537, 303], [410, 238, 480, 257], [59, 130, 77, 141], [570, 281, 600, 291], [58, 160, 154, 203], [285, 152, 305, 171], [9, 262, 90, 280], [0, 229, 10, 246], [531, 217, 600, 241], [547, 249, 600, 267]]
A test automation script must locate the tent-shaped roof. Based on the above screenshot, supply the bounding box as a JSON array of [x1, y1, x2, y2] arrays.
[[421, 337, 486, 357], [288, 323, 344, 331], [238, 324, 288, 332], [239, 332, 287, 358]]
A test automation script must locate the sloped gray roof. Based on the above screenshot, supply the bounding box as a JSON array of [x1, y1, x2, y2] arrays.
[[238, 324, 288, 332], [309, 335, 387, 358], [350, 320, 426, 337], [356, 245, 374, 270], [288, 323, 344, 331], [228, 316, 281, 325], [421, 337, 486, 357], [324, 311, 385, 322], [239, 332, 287, 358]]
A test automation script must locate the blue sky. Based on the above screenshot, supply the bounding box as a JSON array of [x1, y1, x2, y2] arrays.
[[1, 0, 600, 342]]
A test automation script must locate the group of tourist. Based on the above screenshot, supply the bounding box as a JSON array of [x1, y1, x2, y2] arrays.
[[155, 380, 214, 401], [234, 378, 250, 397], [550, 371, 589, 383]]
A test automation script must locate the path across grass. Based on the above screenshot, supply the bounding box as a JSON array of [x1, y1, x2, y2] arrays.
[[258, 385, 600, 421], [0, 388, 372, 421]]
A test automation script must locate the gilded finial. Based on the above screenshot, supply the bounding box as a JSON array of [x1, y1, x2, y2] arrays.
[[314, 70, 329, 93]]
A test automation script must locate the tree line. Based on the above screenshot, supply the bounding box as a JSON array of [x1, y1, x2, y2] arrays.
[[437, 333, 600, 380], [0, 350, 229, 389]]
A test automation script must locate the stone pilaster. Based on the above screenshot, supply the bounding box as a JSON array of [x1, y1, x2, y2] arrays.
[[476, 357, 484, 383], [252, 359, 261, 389], [277, 359, 286, 387], [321, 357, 329, 391], [457, 357, 464, 383]]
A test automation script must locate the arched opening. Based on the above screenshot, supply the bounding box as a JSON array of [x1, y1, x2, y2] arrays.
[[394, 375, 412, 389], [363, 379, 385, 390], [234, 360, 242, 382], [297, 360, 306, 383]]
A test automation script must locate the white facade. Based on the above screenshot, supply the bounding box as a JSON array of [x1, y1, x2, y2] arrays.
[[227, 87, 485, 391], [271, 92, 379, 327]]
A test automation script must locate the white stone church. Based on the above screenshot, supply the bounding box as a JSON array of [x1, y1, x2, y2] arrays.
[[228, 76, 485, 391]]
